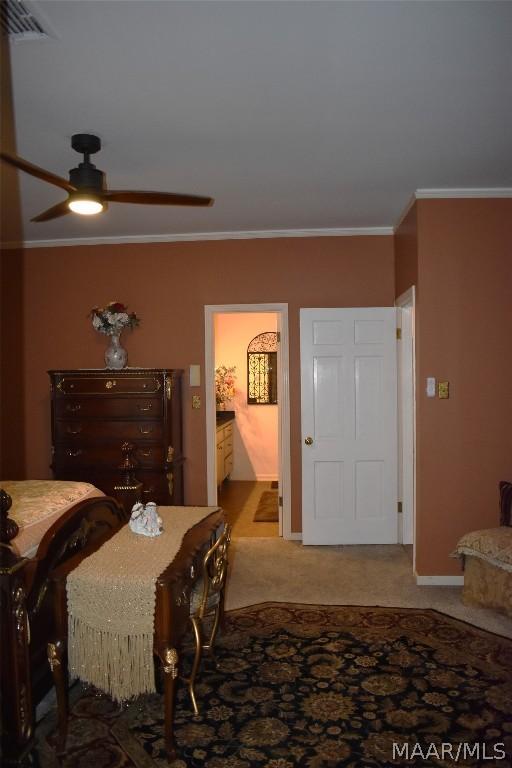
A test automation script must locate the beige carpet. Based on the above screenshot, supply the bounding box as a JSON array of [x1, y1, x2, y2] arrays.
[[225, 537, 512, 638]]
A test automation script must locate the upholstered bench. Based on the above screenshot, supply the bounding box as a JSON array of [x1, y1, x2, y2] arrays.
[[453, 481, 512, 618]]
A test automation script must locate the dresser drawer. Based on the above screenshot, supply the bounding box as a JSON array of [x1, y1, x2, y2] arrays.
[[55, 397, 163, 420], [54, 374, 164, 396], [54, 420, 164, 442], [54, 443, 165, 469]]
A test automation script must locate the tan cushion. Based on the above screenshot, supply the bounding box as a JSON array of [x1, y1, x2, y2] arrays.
[[454, 527, 512, 572], [462, 556, 512, 617]]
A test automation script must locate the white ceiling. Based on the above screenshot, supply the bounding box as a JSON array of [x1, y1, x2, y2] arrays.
[[7, 0, 512, 245]]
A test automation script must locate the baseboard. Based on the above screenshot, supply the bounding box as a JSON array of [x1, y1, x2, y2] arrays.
[[228, 474, 278, 482], [415, 575, 464, 586], [285, 532, 303, 541]]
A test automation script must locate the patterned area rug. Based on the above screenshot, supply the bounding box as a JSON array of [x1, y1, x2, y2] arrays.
[[35, 603, 512, 768], [253, 490, 279, 522]]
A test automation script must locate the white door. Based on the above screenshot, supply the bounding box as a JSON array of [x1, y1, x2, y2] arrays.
[[301, 308, 398, 544]]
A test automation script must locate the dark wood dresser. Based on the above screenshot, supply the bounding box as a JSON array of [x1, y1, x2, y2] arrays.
[[48, 368, 184, 505]]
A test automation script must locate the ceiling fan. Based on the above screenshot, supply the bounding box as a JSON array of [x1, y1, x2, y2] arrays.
[[0, 133, 214, 222]]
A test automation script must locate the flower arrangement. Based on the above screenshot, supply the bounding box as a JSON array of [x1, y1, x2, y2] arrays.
[[215, 365, 237, 407], [90, 301, 140, 336]]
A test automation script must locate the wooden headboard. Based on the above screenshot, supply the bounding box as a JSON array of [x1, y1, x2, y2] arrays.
[[499, 481, 512, 527]]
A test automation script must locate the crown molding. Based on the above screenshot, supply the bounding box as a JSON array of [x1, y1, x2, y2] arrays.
[[10, 226, 394, 250], [4, 188, 511, 249], [393, 187, 512, 233], [415, 187, 512, 199]]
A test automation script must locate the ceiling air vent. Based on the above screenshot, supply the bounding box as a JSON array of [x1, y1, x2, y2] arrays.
[[1, 0, 52, 41]]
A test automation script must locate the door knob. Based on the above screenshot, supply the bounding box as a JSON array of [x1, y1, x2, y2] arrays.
[[304, 436, 314, 445]]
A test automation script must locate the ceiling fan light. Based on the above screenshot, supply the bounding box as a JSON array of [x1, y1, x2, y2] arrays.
[[68, 194, 104, 215]]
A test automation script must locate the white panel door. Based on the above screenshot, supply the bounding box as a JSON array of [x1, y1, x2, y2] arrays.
[[300, 308, 398, 544]]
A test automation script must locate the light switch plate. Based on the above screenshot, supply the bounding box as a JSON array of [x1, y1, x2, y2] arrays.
[[189, 364, 201, 387], [438, 381, 449, 399], [192, 395, 201, 409]]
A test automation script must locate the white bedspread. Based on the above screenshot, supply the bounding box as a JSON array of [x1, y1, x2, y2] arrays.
[[1, 480, 104, 558]]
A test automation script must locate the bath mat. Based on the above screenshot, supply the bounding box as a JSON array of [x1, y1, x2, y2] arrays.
[[253, 490, 278, 522]]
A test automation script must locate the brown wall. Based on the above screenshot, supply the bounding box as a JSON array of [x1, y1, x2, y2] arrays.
[[17, 194, 512, 571], [22, 235, 395, 531], [1, 32, 25, 478], [395, 198, 512, 576], [394, 203, 418, 300]]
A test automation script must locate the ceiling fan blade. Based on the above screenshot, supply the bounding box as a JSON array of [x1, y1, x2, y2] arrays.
[[0, 151, 76, 193], [104, 190, 214, 207], [31, 200, 71, 223]]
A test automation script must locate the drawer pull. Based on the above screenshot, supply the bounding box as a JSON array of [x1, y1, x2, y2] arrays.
[[138, 404, 153, 412], [139, 426, 153, 435], [67, 449, 83, 457], [66, 425, 82, 435], [66, 404, 81, 413], [140, 449, 152, 458], [142, 486, 155, 496], [105, 380, 117, 389]]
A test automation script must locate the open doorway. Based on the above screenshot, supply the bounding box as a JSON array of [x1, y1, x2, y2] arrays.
[[205, 304, 291, 539], [216, 311, 279, 537]]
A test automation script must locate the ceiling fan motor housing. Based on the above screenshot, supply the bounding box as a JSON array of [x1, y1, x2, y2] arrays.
[[69, 134, 104, 192], [69, 162, 105, 192]]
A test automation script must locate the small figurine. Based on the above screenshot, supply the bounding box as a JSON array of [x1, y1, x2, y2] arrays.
[[129, 501, 163, 537], [144, 502, 163, 536]]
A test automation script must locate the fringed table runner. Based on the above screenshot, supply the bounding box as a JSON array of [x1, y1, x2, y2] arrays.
[[67, 506, 220, 702]]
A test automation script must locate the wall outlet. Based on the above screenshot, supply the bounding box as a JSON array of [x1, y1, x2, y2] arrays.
[[438, 381, 449, 399]]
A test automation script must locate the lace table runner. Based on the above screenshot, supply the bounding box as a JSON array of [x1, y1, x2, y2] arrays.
[[67, 506, 220, 702]]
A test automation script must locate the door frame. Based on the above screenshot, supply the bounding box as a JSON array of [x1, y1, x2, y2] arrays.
[[395, 287, 416, 562], [204, 303, 292, 538]]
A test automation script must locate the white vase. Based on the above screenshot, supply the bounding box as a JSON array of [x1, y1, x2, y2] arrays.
[[105, 333, 127, 369]]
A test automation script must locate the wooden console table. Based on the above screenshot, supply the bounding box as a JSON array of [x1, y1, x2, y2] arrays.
[[48, 506, 224, 761]]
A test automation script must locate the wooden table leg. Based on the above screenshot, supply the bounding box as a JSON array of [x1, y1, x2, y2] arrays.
[[159, 646, 179, 761], [47, 640, 68, 755]]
